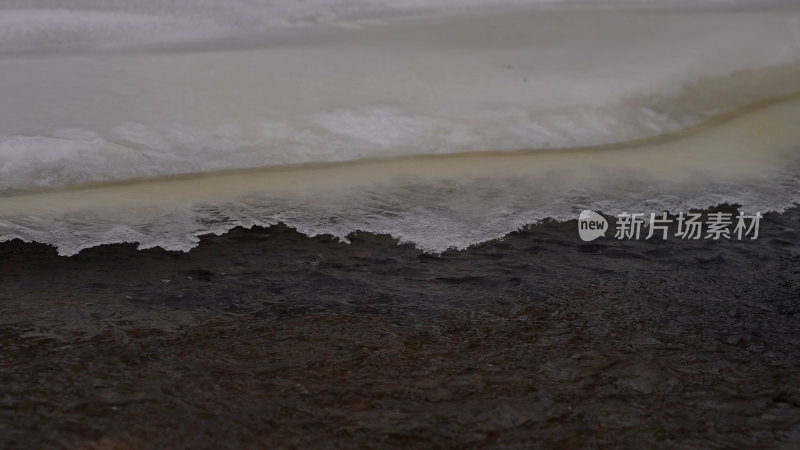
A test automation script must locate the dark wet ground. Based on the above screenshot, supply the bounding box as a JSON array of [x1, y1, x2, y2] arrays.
[[0, 204, 799, 448]]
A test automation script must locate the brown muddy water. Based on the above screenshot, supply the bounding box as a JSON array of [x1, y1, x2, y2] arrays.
[[0, 204, 799, 448]]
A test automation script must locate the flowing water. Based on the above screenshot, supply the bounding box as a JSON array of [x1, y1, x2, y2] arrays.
[[1, 0, 799, 254]]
